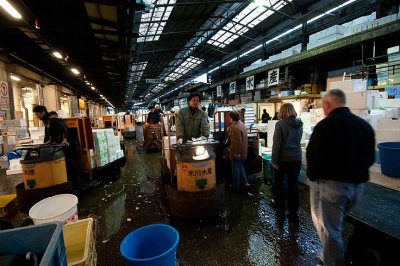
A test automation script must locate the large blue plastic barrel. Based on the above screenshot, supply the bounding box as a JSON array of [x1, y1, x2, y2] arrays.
[[377, 142, 400, 178], [120, 224, 179, 266]]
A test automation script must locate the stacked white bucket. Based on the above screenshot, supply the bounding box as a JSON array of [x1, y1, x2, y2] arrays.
[[29, 194, 78, 225]]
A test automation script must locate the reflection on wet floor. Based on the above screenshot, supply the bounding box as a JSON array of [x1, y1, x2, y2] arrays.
[[74, 139, 328, 266]]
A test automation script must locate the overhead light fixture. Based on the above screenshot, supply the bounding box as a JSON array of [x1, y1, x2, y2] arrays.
[[71, 68, 80, 75], [52, 51, 63, 59], [254, 0, 264, 6], [91, 86, 95, 90], [10, 74, 20, 81], [0, 0, 22, 19], [99, 94, 103, 97]]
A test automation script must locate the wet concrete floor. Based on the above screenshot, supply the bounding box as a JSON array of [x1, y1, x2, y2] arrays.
[[78, 140, 327, 266], [1, 139, 356, 265]]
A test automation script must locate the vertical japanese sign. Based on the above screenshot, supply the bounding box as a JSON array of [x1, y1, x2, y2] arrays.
[[246, 76, 254, 91], [216, 85, 222, 97], [229, 81, 236, 95], [268, 68, 279, 87], [0, 81, 10, 110]]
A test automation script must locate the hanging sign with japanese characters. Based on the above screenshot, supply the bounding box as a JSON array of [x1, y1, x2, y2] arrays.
[[0, 81, 10, 110], [268, 68, 279, 87], [246, 75, 254, 91], [216, 85, 222, 97], [229, 81, 236, 95]]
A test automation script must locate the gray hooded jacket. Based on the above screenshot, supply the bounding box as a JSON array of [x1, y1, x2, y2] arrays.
[[272, 117, 303, 164]]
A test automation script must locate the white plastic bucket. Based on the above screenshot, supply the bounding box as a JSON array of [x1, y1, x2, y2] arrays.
[[29, 194, 78, 225]]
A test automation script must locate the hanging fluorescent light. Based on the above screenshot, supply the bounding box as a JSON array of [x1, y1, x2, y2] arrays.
[[91, 86, 95, 90], [10, 74, 20, 81], [71, 68, 80, 75], [52, 51, 63, 59], [0, 0, 22, 19]]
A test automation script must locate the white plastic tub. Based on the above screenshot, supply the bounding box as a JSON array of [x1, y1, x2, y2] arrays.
[[29, 194, 78, 225]]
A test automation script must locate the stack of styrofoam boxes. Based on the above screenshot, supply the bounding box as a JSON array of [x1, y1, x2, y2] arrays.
[[345, 13, 376, 36], [13, 119, 30, 146], [281, 44, 302, 58], [374, 13, 398, 28], [104, 128, 120, 163], [299, 112, 312, 148], [307, 25, 345, 50], [309, 108, 325, 125], [329, 79, 377, 114], [387, 47, 400, 85], [0, 120, 28, 154], [92, 129, 108, 167], [163, 136, 176, 169]]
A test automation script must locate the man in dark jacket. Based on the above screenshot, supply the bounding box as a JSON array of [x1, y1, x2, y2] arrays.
[[33, 105, 82, 188], [147, 105, 160, 124], [306, 89, 375, 266], [33, 106, 69, 145], [261, 109, 271, 123]]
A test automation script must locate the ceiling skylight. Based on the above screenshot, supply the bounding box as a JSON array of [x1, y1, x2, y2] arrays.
[[137, 0, 176, 42], [207, 0, 291, 48], [129, 62, 147, 82], [165, 56, 203, 82], [151, 83, 167, 93]]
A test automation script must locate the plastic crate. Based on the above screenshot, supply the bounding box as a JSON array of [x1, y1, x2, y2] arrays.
[[0, 221, 67, 266], [63, 218, 96, 266]]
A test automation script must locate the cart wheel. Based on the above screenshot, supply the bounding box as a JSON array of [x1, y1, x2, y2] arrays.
[[111, 165, 121, 180]]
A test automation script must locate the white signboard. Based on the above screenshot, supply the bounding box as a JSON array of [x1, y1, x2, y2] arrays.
[[146, 79, 161, 83], [229, 81, 236, 95], [268, 68, 279, 87], [0, 81, 10, 110], [216, 85, 222, 97], [246, 75, 254, 91]]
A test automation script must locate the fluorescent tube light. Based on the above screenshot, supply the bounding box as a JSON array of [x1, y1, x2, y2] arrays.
[[52, 51, 63, 59], [71, 68, 80, 75], [10, 75, 20, 81], [0, 0, 22, 19]]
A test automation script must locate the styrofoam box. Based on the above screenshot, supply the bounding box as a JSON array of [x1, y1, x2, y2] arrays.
[[388, 46, 400, 55], [378, 98, 400, 108], [14, 119, 27, 127], [375, 129, 400, 141], [318, 33, 344, 45], [378, 119, 400, 130]]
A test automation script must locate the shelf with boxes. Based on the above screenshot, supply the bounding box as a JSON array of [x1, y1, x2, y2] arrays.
[[268, 93, 321, 103]]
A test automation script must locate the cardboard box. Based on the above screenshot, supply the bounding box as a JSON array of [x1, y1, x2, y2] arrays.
[[346, 91, 368, 109], [342, 79, 367, 92]]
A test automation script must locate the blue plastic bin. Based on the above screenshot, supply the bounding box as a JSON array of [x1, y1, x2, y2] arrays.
[[120, 224, 179, 266], [377, 142, 400, 178], [0, 221, 66, 266]]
